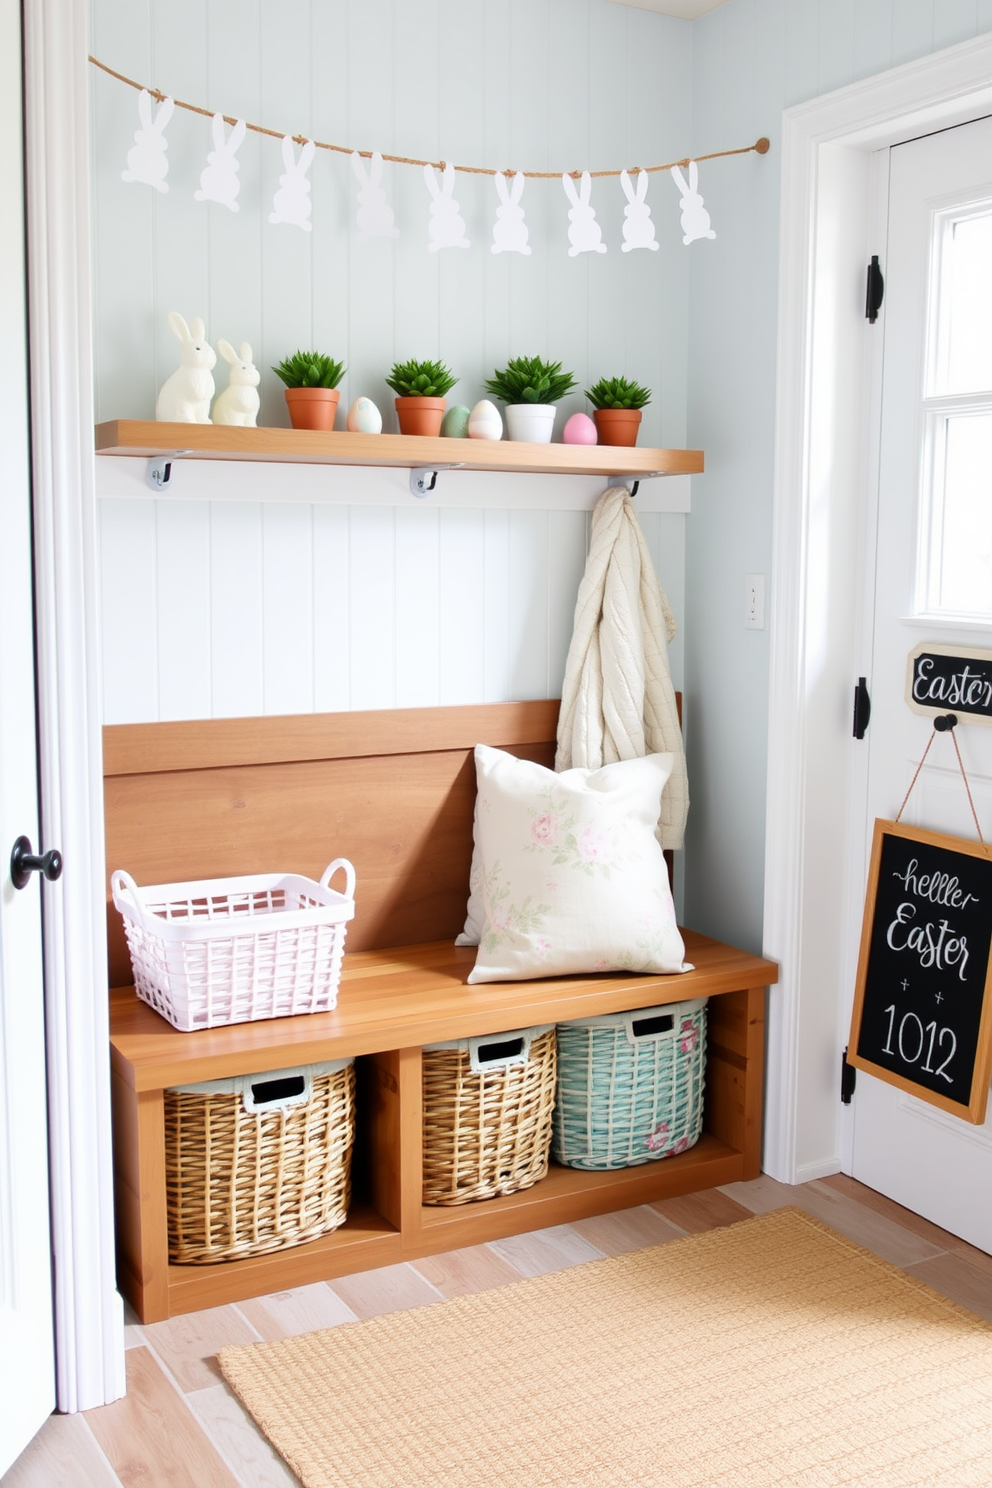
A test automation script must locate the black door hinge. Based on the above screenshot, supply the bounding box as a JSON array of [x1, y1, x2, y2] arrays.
[[853, 677, 871, 739], [866, 255, 884, 323], [841, 1048, 857, 1105]]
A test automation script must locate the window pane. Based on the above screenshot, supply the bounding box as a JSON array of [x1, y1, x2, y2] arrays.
[[938, 211, 992, 394], [931, 413, 992, 616]]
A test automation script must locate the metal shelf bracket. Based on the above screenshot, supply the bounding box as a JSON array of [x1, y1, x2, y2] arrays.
[[146, 449, 193, 493], [610, 473, 665, 498], [409, 463, 465, 498]]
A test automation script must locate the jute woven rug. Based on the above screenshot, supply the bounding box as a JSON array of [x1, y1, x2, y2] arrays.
[[218, 1207, 992, 1488]]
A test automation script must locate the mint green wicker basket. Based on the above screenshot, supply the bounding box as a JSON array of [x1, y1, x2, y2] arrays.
[[552, 998, 707, 1170]]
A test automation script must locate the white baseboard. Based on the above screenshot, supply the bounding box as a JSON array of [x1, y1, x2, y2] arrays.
[[795, 1157, 843, 1184]]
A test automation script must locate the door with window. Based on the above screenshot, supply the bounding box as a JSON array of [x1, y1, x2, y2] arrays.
[[852, 116, 992, 1252]]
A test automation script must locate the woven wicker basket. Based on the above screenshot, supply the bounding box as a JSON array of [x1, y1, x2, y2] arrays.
[[553, 998, 707, 1170], [422, 1025, 557, 1205], [165, 1058, 355, 1263]]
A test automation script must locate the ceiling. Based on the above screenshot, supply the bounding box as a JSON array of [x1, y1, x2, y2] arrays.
[[608, 0, 729, 17]]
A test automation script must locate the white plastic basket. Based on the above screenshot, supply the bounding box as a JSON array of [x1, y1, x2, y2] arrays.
[[112, 859, 356, 1031]]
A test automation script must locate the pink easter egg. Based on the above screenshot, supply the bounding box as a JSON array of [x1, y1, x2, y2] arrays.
[[563, 412, 598, 446]]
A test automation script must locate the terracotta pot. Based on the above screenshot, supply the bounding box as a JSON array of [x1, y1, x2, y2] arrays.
[[285, 387, 340, 432], [594, 408, 643, 447], [395, 396, 446, 436], [504, 404, 556, 443]]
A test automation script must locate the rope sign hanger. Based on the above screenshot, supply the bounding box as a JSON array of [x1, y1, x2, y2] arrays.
[[89, 55, 770, 181], [895, 713, 989, 853]]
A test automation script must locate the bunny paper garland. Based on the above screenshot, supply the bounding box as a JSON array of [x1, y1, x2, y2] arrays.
[[212, 340, 260, 426], [156, 313, 216, 423], [121, 89, 174, 194], [269, 137, 315, 231], [424, 163, 470, 251], [491, 173, 531, 256], [562, 172, 607, 257], [352, 151, 400, 242], [620, 170, 659, 253], [195, 114, 247, 212], [670, 161, 716, 245]]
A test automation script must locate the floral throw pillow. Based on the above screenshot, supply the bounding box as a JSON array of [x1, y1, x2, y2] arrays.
[[462, 746, 690, 985]]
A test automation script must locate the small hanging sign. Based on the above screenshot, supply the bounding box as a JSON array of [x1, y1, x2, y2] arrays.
[[906, 643, 992, 726], [848, 818, 992, 1124]]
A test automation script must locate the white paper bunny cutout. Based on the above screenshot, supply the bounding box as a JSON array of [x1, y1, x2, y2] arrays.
[[490, 172, 531, 256], [156, 312, 217, 423], [670, 161, 716, 245], [194, 114, 247, 212], [424, 163, 470, 251], [212, 340, 260, 426], [122, 89, 174, 194], [269, 137, 315, 231], [620, 170, 659, 253], [562, 172, 607, 257], [351, 151, 400, 242]]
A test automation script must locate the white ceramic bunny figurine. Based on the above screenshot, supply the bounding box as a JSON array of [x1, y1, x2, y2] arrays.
[[121, 89, 174, 194], [491, 172, 531, 256], [562, 172, 607, 257], [269, 137, 315, 231], [620, 169, 659, 253], [352, 151, 400, 241], [156, 312, 217, 423], [194, 114, 247, 212], [670, 161, 716, 245], [212, 340, 260, 426], [424, 163, 470, 251]]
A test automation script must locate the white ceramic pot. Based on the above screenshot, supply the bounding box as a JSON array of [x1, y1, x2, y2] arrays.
[[504, 404, 556, 443]]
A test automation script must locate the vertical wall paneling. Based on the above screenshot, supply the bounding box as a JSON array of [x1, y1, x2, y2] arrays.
[[262, 503, 315, 715], [91, 0, 692, 728], [347, 505, 397, 711], [208, 501, 264, 717], [438, 510, 486, 706], [312, 505, 352, 713], [507, 509, 550, 700], [482, 507, 512, 702], [394, 505, 441, 708], [98, 499, 159, 724], [155, 501, 211, 720]]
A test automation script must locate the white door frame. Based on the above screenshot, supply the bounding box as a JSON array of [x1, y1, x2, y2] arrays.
[[763, 33, 992, 1186], [22, 6, 124, 1409]]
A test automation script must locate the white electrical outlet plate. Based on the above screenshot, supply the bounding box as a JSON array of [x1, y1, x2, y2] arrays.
[[744, 573, 765, 630]]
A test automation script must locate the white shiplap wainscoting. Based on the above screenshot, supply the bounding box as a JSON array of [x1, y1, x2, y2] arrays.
[[98, 491, 685, 726]]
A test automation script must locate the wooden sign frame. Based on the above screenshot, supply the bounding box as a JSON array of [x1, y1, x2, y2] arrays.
[[849, 818, 992, 1124], [905, 642, 992, 726]]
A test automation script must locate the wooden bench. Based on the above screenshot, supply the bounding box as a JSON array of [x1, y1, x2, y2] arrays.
[[106, 701, 778, 1322]]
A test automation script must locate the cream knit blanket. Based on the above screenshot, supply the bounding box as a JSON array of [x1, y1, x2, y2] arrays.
[[555, 486, 688, 850]]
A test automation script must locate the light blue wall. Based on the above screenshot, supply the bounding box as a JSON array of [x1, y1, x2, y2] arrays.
[[89, 0, 693, 447], [683, 0, 992, 951]]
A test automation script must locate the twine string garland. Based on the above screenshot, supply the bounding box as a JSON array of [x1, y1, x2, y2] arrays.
[[90, 54, 771, 180]]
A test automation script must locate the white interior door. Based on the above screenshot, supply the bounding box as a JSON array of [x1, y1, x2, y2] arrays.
[[0, 0, 56, 1469], [852, 115, 992, 1253]]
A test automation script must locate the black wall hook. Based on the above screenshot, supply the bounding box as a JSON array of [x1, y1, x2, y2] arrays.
[[933, 713, 958, 732]]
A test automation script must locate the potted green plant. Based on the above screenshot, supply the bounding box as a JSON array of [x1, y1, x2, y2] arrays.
[[484, 355, 578, 443], [273, 351, 347, 432], [585, 375, 651, 447], [386, 358, 458, 436]]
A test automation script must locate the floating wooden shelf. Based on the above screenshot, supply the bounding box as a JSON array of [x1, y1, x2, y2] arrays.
[[94, 419, 704, 479]]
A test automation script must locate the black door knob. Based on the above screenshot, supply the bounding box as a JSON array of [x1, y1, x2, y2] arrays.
[[10, 836, 63, 890]]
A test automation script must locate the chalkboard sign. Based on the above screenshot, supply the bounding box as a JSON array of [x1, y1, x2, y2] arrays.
[[849, 820, 992, 1123], [906, 643, 992, 726]]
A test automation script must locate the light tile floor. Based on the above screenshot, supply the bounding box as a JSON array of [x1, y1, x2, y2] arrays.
[[4, 1173, 991, 1488]]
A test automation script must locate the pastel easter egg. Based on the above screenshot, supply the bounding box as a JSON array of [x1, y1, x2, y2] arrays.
[[468, 399, 503, 441], [441, 404, 471, 438], [347, 396, 382, 434], [563, 412, 598, 445]]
